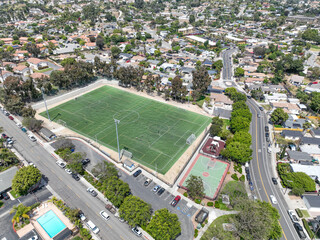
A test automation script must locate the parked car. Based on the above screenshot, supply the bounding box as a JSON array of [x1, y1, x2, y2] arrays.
[[257, 114, 261, 118], [157, 187, 165, 196], [79, 211, 86, 221], [21, 127, 27, 133], [144, 178, 152, 186], [171, 195, 181, 207], [265, 133, 269, 138], [7, 138, 13, 145], [87, 188, 98, 197], [99, 210, 110, 221], [131, 227, 142, 237], [81, 158, 90, 166], [1, 133, 8, 139], [272, 177, 278, 185], [72, 173, 80, 181], [259, 106, 264, 111], [8, 115, 14, 120], [270, 195, 278, 204], [28, 134, 37, 142], [65, 168, 72, 174], [4, 111, 9, 116], [16, 123, 22, 128], [86, 220, 100, 234], [293, 222, 307, 239], [266, 137, 270, 142], [133, 169, 142, 177], [153, 185, 160, 192], [288, 210, 299, 223], [105, 204, 117, 214], [265, 126, 269, 132], [56, 161, 66, 168], [2, 192, 9, 200]]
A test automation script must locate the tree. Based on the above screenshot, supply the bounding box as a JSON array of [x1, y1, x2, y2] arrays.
[[222, 141, 252, 164], [309, 67, 320, 80], [135, 0, 144, 9], [119, 196, 152, 228], [12, 166, 42, 195], [231, 131, 252, 146], [230, 116, 250, 133], [26, 43, 40, 57], [311, 92, 320, 112], [270, 108, 289, 125], [104, 176, 131, 208], [146, 209, 181, 240], [111, 46, 121, 59], [10, 204, 31, 223], [232, 101, 248, 111], [67, 162, 84, 175], [234, 67, 244, 77], [186, 175, 205, 199], [192, 66, 211, 100], [91, 162, 118, 181], [189, 14, 195, 24], [231, 108, 252, 122], [22, 117, 43, 131], [96, 35, 105, 50], [212, 60, 223, 73], [210, 116, 224, 136], [22, 106, 36, 118], [303, 121, 312, 130], [253, 46, 266, 57], [61, 57, 76, 67]]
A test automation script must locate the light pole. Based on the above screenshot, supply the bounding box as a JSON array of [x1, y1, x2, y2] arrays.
[[41, 87, 51, 122], [114, 119, 121, 162]]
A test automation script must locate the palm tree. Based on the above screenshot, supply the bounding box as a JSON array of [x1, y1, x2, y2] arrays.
[[10, 204, 31, 223]]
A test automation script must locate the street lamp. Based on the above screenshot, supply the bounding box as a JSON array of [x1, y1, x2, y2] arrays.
[[114, 119, 121, 162], [41, 87, 51, 122]]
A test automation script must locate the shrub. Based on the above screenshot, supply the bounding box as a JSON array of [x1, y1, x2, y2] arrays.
[[239, 175, 245, 182], [194, 229, 198, 238], [207, 201, 214, 207], [72, 237, 83, 240], [183, 192, 188, 197], [295, 208, 303, 218], [215, 201, 220, 208], [195, 199, 201, 204], [302, 219, 315, 238], [231, 173, 239, 181], [0, 200, 3, 208]]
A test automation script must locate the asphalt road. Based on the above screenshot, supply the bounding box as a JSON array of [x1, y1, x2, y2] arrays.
[[222, 48, 237, 81], [0, 114, 140, 240], [247, 99, 300, 240]]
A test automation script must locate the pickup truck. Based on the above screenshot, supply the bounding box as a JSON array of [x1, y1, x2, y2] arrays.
[[105, 204, 117, 215]]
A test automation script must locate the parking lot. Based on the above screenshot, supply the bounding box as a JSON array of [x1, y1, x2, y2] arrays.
[[62, 138, 197, 240]]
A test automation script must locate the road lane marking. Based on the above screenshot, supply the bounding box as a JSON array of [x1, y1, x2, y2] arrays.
[[248, 101, 288, 240], [119, 235, 125, 240], [107, 223, 113, 229]]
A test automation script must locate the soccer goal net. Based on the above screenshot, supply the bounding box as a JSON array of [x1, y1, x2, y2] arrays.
[[121, 149, 133, 159], [186, 133, 196, 145], [57, 119, 67, 127]]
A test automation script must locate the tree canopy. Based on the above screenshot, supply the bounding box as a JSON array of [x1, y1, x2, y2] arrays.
[[12, 166, 42, 195], [186, 175, 205, 199], [210, 116, 224, 137], [270, 108, 289, 125], [146, 209, 181, 240], [192, 66, 211, 100], [104, 176, 131, 208], [222, 141, 252, 164]]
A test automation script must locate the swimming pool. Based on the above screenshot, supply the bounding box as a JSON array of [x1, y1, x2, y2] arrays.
[[37, 210, 66, 238]]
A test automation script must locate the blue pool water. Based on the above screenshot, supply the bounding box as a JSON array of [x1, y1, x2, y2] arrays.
[[37, 210, 66, 238]]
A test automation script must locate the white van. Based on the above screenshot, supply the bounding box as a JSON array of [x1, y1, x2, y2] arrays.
[[86, 220, 100, 234]]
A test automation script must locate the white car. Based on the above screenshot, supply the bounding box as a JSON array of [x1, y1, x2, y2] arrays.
[[79, 212, 86, 221], [100, 210, 110, 221], [65, 168, 72, 174], [288, 210, 299, 223], [28, 134, 37, 142], [56, 161, 66, 168], [270, 195, 278, 204], [16, 123, 22, 128], [132, 227, 142, 237]]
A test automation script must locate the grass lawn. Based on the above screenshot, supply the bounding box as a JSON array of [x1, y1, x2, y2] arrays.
[[10, 189, 20, 199], [301, 209, 310, 218], [0, 200, 3, 208], [35, 67, 53, 73], [200, 214, 236, 240], [41, 86, 211, 174], [310, 45, 320, 52]]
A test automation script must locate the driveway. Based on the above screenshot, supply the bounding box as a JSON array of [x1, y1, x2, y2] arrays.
[[56, 138, 196, 240]]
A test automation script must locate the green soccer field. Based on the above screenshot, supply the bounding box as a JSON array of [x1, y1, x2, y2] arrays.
[[41, 86, 211, 174]]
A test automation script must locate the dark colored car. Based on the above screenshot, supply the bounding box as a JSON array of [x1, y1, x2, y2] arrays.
[[245, 167, 249, 174], [157, 187, 165, 196], [72, 173, 80, 181], [133, 169, 142, 177], [247, 95, 252, 99], [259, 107, 264, 111], [272, 177, 278, 185], [265, 133, 269, 138], [1, 133, 8, 139], [2, 192, 9, 200], [8, 115, 14, 120], [21, 127, 27, 133], [246, 172, 251, 181], [294, 223, 307, 239], [171, 195, 181, 207], [265, 126, 269, 132], [81, 158, 90, 166], [266, 137, 270, 142]]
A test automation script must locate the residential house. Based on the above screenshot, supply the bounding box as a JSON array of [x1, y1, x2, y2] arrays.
[[0, 166, 18, 195], [300, 137, 320, 155], [210, 93, 233, 110], [291, 164, 320, 181], [281, 130, 303, 140], [310, 128, 320, 138], [0, 71, 14, 81], [290, 75, 304, 86], [305, 83, 320, 93], [271, 102, 300, 115], [303, 195, 320, 215], [13, 65, 33, 77], [287, 151, 313, 163], [27, 58, 48, 70], [285, 116, 306, 129]]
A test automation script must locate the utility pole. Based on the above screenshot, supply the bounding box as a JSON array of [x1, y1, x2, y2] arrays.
[[114, 119, 121, 162], [41, 87, 51, 122]]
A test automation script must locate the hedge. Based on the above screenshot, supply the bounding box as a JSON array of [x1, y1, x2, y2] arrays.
[[239, 175, 245, 182], [215, 201, 220, 208], [295, 208, 303, 218], [302, 219, 315, 238], [195, 199, 201, 204], [183, 192, 188, 197], [194, 229, 198, 238], [231, 173, 238, 181], [207, 202, 214, 207]]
